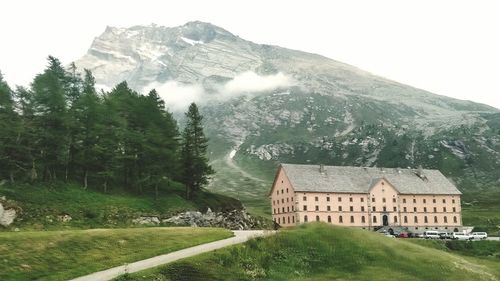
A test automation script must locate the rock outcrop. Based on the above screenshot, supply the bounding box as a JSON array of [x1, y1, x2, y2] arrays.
[[132, 208, 267, 230], [0, 197, 17, 227]]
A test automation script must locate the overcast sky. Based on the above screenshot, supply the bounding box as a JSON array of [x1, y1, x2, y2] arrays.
[[1, 0, 499, 109]]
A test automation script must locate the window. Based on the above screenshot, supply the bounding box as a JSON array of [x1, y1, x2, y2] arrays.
[[433, 207, 437, 212], [394, 216, 398, 223], [281, 199, 284, 203], [362, 216, 366, 223], [338, 197, 342, 202], [403, 207, 407, 212], [327, 206, 331, 211], [433, 199, 436, 203], [423, 199, 427, 204], [453, 216, 457, 223], [372, 206, 376, 212], [383, 198, 386, 203], [372, 197, 375, 202], [443, 207, 447, 212], [424, 207, 427, 212], [393, 207, 397, 212], [424, 216, 428, 223], [339, 216, 343, 223], [286, 198, 289, 202], [453, 207, 456, 212], [282, 189, 284, 194], [303, 196, 307, 201], [434, 216, 438, 223], [350, 206, 354, 212], [315, 205, 319, 211], [393, 198, 396, 203], [361, 206, 365, 212], [286, 188, 289, 193], [273, 209, 276, 214], [350, 197, 353, 202], [272, 200, 275, 205], [413, 207, 417, 212], [383, 207, 387, 212], [292, 216, 295, 223], [373, 216, 377, 223], [316, 215, 320, 222], [327, 197, 330, 202], [404, 216, 408, 223], [304, 215, 308, 222], [338, 206, 342, 211], [303, 205, 307, 211], [277, 191, 279, 195], [328, 216, 332, 223], [361, 198, 364, 202], [315, 196, 319, 202], [444, 216, 448, 223], [414, 216, 418, 223], [403, 198, 407, 203], [282, 207, 285, 213], [287, 207, 290, 212], [278, 217, 280, 224], [292, 206, 294, 211], [443, 199, 446, 204], [288, 216, 290, 224], [413, 198, 416, 203], [452, 199, 455, 204], [350, 216, 354, 223]]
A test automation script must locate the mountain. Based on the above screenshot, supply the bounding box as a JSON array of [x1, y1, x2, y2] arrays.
[[75, 21, 500, 214]]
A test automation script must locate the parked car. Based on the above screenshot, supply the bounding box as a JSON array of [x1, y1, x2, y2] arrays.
[[438, 232, 451, 239], [384, 233, 395, 238], [451, 232, 472, 240], [470, 232, 488, 240], [398, 232, 409, 238], [423, 231, 440, 239]]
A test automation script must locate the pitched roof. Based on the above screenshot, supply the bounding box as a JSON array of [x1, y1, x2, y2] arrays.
[[280, 164, 461, 195]]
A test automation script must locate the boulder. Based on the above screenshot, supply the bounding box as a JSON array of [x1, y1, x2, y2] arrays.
[[0, 202, 17, 227], [57, 214, 72, 223]]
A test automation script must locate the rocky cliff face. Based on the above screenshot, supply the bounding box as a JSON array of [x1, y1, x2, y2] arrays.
[[74, 21, 500, 210]]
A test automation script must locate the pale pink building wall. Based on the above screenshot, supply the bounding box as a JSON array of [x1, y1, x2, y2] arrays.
[[270, 167, 296, 226], [270, 169, 462, 230]]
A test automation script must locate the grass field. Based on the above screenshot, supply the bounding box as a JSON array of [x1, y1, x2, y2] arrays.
[[0, 182, 241, 230], [461, 190, 500, 237], [0, 227, 232, 281], [116, 223, 500, 281]]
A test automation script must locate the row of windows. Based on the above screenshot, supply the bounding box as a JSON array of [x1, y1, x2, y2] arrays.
[[273, 206, 295, 214], [272, 197, 294, 205], [276, 188, 289, 195], [301, 205, 457, 213], [302, 196, 457, 204], [274, 216, 295, 225], [300, 215, 459, 224]]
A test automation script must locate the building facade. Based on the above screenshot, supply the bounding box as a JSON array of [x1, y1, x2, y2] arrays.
[[270, 164, 462, 232]]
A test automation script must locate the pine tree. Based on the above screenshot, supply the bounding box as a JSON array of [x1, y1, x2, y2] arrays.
[[181, 103, 214, 199], [0, 72, 20, 182]]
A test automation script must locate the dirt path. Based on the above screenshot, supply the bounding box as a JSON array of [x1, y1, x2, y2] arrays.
[[70, 230, 268, 281]]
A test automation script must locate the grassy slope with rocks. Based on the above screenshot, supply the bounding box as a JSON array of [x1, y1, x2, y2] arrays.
[[0, 227, 232, 281], [116, 223, 500, 281], [0, 182, 242, 230]]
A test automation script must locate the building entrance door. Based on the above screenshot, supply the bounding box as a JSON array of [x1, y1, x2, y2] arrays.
[[382, 215, 388, 226]]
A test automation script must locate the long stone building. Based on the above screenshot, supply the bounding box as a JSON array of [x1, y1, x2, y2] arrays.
[[270, 164, 463, 232]]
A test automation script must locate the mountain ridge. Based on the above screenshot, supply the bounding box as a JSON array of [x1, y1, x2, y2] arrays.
[[74, 21, 500, 213]]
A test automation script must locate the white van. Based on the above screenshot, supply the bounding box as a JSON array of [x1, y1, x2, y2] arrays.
[[423, 231, 440, 239], [470, 232, 488, 240], [451, 232, 471, 240]]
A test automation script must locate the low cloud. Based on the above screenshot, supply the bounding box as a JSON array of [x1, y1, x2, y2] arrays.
[[144, 71, 295, 112], [222, 71, 294, 94]]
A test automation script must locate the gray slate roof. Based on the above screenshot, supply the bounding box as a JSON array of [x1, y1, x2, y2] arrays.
[[281, 164, 461, 195]]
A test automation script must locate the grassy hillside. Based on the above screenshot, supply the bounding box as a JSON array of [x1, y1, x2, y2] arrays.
[[0, 227, 232, 281], [118, 223, 499, 281], [0, 182, 241, 230], [461, 190, 500, 236]]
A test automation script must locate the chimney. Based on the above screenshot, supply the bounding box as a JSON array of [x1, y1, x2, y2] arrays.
[[319, 164, 325, 174]]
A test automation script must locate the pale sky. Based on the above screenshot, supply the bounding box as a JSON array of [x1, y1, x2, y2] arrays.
[[1, 0, 499, 109]]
